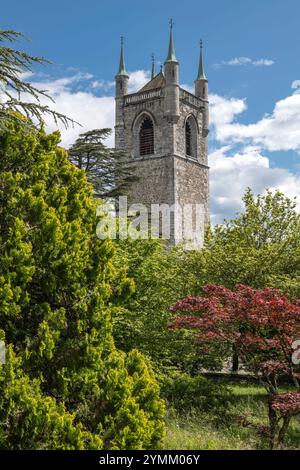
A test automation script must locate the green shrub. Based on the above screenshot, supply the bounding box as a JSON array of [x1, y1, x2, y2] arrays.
[[158, 370, 232, 413], [0, 120, 165, 449]]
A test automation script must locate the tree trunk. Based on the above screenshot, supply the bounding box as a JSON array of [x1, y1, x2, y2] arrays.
[[277, 415, 291, 448], [268, 397, 278, 450], [232, 345, 239, 373]]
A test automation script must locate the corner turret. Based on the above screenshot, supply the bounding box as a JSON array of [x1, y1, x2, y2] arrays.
[[163, 20, 180, 121]]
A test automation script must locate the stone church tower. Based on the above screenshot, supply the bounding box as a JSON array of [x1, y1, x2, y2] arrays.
[[114, 26, 209, 247]]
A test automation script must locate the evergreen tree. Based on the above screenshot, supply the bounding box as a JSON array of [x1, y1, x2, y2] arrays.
[[0, 29, 75, 129], [68, 128, 137, 198], [0, 119, 165, 449]]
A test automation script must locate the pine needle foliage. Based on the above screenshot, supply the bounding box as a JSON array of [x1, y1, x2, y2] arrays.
[[69, 128, 137, 198], [0, 29, 77, 130]]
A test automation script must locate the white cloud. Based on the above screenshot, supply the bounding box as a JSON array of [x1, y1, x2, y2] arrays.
[[253, 59, 275, 66], [28, 73, 114, 147], [210, 92, 300, 153], [128, 70, 150, 93], [181, 84, 194, 94], [90, 79, 115, 92], [208, 88, 300, 222], [88, 70, 149, 94], [216, 56, 274, 67], [210, 94, 247, 137], [19, 71, 35, 80], [32, 73, 94, 95], [292, 80, 300, 94], [209, 146, 300, 224], [44, 92, 115, 148], [21, 69, 150, 148]]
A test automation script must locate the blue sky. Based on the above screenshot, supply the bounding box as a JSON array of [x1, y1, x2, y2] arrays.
[[2, 0, 300, 222]]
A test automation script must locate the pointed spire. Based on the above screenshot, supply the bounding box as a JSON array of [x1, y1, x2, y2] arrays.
[[151, 53, 156, 79], [165, 19, 178, 63], [116, 36, 129, 77], [196, 39, 207, 80]]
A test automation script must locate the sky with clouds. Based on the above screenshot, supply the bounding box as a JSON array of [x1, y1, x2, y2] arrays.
[[2, 0, 300, 223]]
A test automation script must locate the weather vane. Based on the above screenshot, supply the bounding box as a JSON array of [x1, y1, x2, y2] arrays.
[[169, 18, 174, 30]]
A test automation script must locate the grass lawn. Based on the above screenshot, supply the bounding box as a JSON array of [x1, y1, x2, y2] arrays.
[[164, 378, 300, 450]]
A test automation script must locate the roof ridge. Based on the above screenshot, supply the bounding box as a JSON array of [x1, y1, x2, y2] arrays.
[[139, 73, 166, 92]]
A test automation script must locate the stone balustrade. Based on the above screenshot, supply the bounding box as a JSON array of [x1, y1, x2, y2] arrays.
[[124, 89, 162, 105], [180, 89, 203, 108]]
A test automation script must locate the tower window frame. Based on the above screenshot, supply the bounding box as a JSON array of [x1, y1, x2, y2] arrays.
[[185, 115, 198, 159], [139, 116, 154, 156], [185, 121, 192, 157]]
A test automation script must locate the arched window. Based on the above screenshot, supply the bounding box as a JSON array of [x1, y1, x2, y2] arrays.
[[139, 116, 154, 156], [185, 116, 198, 158], [185, 121, 192, 156]]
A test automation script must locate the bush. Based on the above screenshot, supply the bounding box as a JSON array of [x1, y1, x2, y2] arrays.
[[0, 346, 102, 450], [0, 120, 165, 449], [158, 370, 232, 414]]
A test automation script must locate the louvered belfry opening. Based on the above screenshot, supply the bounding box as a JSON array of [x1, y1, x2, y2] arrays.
[[185, 121, 192, 156], [139, 117, 154, 156]]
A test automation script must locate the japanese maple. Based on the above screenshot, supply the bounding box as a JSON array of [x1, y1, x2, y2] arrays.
[[170, 284, 300, 448]]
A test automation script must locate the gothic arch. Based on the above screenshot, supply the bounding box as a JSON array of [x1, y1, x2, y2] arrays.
[[184, 114, 198, 159], [183, 113, 199, 133], [132, 111, 156, 158], [131, 110, 156, 131]]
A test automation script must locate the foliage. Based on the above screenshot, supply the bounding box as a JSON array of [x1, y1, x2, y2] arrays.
[[0, 344, 102, 450], [170, 284, 300, 448], [270, 392, 300, 447], [0, 119, 165, 449], [68, 128, 137, 198], [158, 369, 232, 413], [0, 29, 76, 130], [112, 238, 213, 372], [169, 189, 300, 372], [112, 190, 300, 373], [202, 189, 300, 291], [165, 379, 300, 450]]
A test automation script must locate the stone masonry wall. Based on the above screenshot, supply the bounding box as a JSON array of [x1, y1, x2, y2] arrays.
[[174, 157, 209, 225], [127, 156, 174, 207], [115, 84, 210, 247]]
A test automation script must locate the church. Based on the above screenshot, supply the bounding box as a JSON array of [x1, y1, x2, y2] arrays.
[[114, 23, 210, 247]]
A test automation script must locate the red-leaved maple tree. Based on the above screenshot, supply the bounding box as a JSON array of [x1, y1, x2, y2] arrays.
[[170, 284, 300, 449]]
